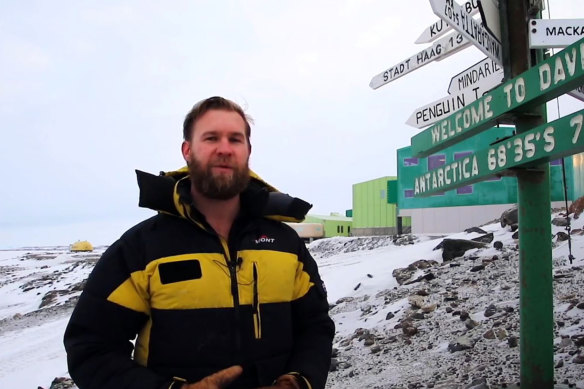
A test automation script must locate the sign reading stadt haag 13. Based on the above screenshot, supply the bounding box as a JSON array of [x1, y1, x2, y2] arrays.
[[369, 31, 469, 89], [411, 36, 584, 158], [413, 110, 584, 196], [430, 0, 502, 65]]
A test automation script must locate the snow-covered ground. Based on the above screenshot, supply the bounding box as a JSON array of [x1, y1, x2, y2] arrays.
[[0, 212, 583, 388]]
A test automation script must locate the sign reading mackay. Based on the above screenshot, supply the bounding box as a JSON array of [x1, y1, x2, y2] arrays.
[[411, 36, 584, 157]]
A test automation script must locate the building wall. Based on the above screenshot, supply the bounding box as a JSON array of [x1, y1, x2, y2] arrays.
[[352, 176, 397, 229], [402, 201, 567, 234], [304, 215, 352, 238]]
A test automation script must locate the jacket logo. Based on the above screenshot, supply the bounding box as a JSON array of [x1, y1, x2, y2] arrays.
[[255, 234, 275, 244]]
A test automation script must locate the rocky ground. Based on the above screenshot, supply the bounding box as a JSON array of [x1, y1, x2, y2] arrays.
[[322, 232, 584, 388], [1, 217, 583, 389]]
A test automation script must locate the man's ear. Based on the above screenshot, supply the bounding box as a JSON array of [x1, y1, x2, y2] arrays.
[[181, 141, 191, 163]]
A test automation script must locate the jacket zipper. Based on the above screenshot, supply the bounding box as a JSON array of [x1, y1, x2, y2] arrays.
[[220, 238, 242, 356], [252, 262, 262, 339]]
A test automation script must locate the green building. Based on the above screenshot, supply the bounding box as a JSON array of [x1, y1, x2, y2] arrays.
[[397, 126, 578, 233], [351, 176, 410, 235], [304, 213, 353, 238]]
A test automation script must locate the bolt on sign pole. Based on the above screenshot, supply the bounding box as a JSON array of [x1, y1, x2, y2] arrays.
[[500, 0, 554, 386]]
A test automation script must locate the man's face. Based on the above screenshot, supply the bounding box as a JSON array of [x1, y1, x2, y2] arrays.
[[182, 109, 251, 200]]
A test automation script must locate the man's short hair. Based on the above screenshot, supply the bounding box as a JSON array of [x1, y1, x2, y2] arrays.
[[183, 96, 252, 141]]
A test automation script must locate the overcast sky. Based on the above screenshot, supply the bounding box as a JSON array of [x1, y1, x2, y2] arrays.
[[1, 0, 582, 248]]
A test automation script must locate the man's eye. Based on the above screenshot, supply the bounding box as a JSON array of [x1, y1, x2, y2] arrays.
[[205, 137, 217, 141], [230, 137, 243, 143]]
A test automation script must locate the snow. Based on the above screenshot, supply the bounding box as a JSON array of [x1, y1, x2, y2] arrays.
[[0, 213, 583, 388]]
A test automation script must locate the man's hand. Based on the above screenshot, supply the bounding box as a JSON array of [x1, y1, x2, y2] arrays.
[[254, 374, 301, 389], [181, 365, 243, 389]]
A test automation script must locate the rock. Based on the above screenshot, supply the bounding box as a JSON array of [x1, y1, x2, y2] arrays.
[[411, 312, 425, 320], [470, 265, 485, 272], [370, 345, 381, 354], [576, 302, 584, 309], [572, 354, 584, 364], [493, 241, 504, 250], [329, 358, 339, 372], [483, 329, 496, 340], [484, 304, 497, 317], [415, 289, 429, 296], [471, 233, 494, 244], [552, 217, 570, 226], [508, 336, 519, 348], [363, 337, 375, 346], [392, 260, 438, 285], [460, 311, 470, 321], [555, 359, 564, 368], [495, 328, 508, 340], [331, 348, 338, 357], [556, 231, 570, 241], [386, 312, 395, 320], [464, 377, 488, 389], [408, 295, 426, 309], [441, 239, 487, 261], [512, 230, 519, 240], [500, 207, 518, 228], [49, 377, 76, 389], [568, 196, 584, 218], [465, 227, 487, 234], [403, 325, 418, 337], [447, 336, 474, 352], [422, 304, 437, 313], [465, 319, 479, 330], [572, 334, 584, 347], [353, 283, 361, 291]]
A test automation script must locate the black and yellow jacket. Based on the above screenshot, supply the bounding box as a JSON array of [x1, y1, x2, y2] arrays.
[[64, 168, 335, 389]]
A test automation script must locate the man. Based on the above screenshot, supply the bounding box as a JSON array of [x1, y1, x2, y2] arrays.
[[64, 96, 335, 389]]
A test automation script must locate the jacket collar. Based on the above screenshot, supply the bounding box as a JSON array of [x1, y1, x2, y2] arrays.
[[135, 167, 312, 223]]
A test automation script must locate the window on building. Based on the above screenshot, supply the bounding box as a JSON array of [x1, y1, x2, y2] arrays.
[[348, 226, 351, 234], [428, 154, 446, 196], [404, 157, 419, 166], [341, 226, 344, 233], [337, 226, 340, 233], [454, 151, 473, 195]]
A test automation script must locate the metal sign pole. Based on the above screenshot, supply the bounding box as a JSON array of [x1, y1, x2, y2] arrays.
[[502, 0, 554, 386]]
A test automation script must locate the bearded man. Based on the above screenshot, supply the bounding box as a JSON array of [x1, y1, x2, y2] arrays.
[[64, 97, 334, 389]]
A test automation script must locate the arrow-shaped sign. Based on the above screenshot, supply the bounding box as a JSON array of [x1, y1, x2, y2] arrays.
[[529, 18, 584, 49], [370, 31, 470, 89], [415, 0, 480, 44], [430, 0, 503, 65], [410, 36, 584, 157], [407, 75, 502, 128], [448, 57, 503, 94]]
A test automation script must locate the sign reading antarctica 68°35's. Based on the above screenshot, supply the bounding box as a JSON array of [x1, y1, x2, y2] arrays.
[[411, 36, 584, 158], [414, 110, 584, 196]]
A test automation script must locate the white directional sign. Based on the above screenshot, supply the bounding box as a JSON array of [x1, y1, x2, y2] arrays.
[[415, 0, 480, 44], [448, 57, 503, 94], [430, 0, 503, 65], [529, 19, 584, 49], [478, 0, 501, 42], [407, 75, 502, 128], [370, 31, 470, 89]]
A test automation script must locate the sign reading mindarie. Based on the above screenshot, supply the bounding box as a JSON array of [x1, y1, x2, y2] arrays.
[[411, 36, 584, 157], [414, 110, 584, 196]]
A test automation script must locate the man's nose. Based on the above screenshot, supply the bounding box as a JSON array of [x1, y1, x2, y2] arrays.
[[216, 137, 233, 154]]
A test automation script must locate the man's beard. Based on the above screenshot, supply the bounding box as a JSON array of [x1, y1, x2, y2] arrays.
[[188, 154, 250, 200]]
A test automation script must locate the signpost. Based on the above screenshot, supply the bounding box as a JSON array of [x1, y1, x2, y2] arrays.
[[430, 0, 503, 65], [407, 75, 501, 128], [410, 36, 584, 157], [529, 19, 584, 49], [415, 0, 480, 44], [369, 31, 469, 89], [448, 57, 503, 94], [413, 109, 584, 195]]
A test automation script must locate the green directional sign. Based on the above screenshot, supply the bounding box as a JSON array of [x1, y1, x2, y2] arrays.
[[411, 36, 584, 158], [414, 109, 584, 196]]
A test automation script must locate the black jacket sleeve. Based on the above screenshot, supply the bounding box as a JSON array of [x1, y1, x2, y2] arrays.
[[63, 234, 170, 389], [285, 241, 335, 389]]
